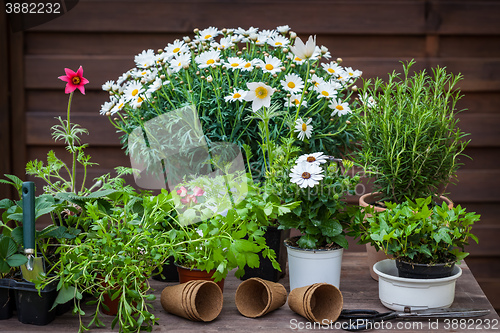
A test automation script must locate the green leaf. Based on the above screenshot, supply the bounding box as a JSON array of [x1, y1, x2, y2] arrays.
[[322, 220, 342, 237], [6, 254, 27, 267], [297, 234, 317, 249], [50, 285, 76, 311], [0, 236, 16, 258]]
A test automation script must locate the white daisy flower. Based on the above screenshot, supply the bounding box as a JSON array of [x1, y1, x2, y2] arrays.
[[224, 88, 246, 102], [100, 101, 115, 115], [280, 73, 304, 93], [345, 67, 363, 80], [240, 59, 257, 72], [130, 94, 146, 109], [336, 70, 349, 84], [268, 35, 289, 48], [296, 152, 328, 165], [117, 70, 132, 85], [195, 50, 221, 69], [290, 35, 316, 60], [276, 25, 290, 34], [288, 52, 306, 65], [198, 26, 220, 41], [254, 31, 275, 46], [320, 46, 331, 59], [212, 36, 233, 50], [169, 52, 191, 73], [329, 99, 352, 116], [315, 82, 338, 99], [134, 49, 156, 69], [257, 56, 282, 75], [225, 57, 245, 70], [102, 80, 115, 91], [294, 118, 313, 141], [244, 82, 274, 112], [308, 74, 326, 90], [110, 97, 126, 115], [322, 62, 343, 77], [359, 92, 377, 108], [289, 161, 324, 188], [284, 94, 307, 108], [235, 26, 259, 37], [164, 40, 189, 57], [123, 81, 145, 103], [147, 77, 168, 94]]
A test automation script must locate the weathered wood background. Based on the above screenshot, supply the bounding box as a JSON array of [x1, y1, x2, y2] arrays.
[[1, 0, 499, 313]]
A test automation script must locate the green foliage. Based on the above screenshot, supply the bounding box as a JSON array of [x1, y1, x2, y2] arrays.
[[0, 235, 27, 275], [265, 139, 360, 249], [349, 197, 480, 264], [353, 60, 470, 203]]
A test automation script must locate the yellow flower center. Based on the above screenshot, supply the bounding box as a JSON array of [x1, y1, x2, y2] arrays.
[[234, 93, 241, 98], [287, 82, 296, 89], [336, 105, 344, 111], [231, 63, 239, 67], [132, 89, 139, 96], [293, 99, 300, 105], [244, 62, 252, 68], [204, 35, 212, 39], [275, 42, 282, 46], [178, 62, 182, 66], [295, 57, 302, 61], [321, 91, 329, 96], [306, 156, 316, 162], [328, 68, 335, 74], [301, 123, 307, 131], [265, 64, 274, 71], [72, 77, 81, 85], [207, 59, 215, 65], [301, 172, 311, 179], [255, 86, 268, 99], [173, 47, 180, 53], [137, 97, 143, 103], [349, 72, 354, 76]]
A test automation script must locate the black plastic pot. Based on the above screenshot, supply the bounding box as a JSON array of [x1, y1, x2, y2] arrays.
[[12, 278, 58, 325], [240, 227, 290, 282], [0, 278, 16, 320], [396, 259, 456, 279], [152, 256, 179, 282]]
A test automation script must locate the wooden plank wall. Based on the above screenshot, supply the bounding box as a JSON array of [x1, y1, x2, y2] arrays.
[[2, 0, 500, 312]]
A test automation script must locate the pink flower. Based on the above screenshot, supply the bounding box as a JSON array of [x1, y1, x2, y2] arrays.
[[58, 66, 89, 94], [193, 186, 205, 197], [177, 186, 188, 197], [181, 195, 197, 204]]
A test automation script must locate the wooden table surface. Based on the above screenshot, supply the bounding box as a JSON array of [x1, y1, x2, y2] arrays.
[[1, 252, 499, 332]]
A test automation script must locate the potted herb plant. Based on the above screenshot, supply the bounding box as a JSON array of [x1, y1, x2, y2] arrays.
[[351, 196, 480, 310], [167, 171, 295, 290], [353, 60, 471, 277]]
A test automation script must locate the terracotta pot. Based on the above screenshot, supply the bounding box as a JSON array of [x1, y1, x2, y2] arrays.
[[359, 192, 453, 281], [176, 264, 225, 292]]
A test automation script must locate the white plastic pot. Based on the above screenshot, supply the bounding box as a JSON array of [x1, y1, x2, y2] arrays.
[[373, 259, 462, 311], [284, 240, 343, 291]]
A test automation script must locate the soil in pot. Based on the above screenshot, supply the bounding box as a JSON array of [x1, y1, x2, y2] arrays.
[[176, 263, 225, 292], [241, 227, 289, 282], [396, 259, 456, 279]]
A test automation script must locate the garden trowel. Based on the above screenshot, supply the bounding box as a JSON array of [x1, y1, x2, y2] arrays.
[[21, 181, 44, 282]]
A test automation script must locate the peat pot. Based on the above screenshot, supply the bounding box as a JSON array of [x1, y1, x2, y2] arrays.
[[373, 259, 462, 311], [284, 238, 343, 291]]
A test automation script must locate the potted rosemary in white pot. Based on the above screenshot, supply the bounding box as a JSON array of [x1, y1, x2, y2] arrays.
[[352, 60, 471, 278]]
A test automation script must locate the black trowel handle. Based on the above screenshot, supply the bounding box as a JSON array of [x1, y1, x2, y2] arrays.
[[22, 181, 36, 254]]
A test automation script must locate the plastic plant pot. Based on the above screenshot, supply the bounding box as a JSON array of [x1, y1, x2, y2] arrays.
[[373, 259, 462, 312], [284, 238, 343, 291], [13, 278, 58, 325], [0, 279, 15, 320]]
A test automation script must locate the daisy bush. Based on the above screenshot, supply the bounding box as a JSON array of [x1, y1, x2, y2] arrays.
[[100, 26, 362, 180]]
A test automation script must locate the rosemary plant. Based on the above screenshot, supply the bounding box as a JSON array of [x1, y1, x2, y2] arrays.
[[354, 60, 470, 203]]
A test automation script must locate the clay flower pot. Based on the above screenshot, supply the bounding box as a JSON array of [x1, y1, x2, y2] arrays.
[[176, 263, 225, 292]]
